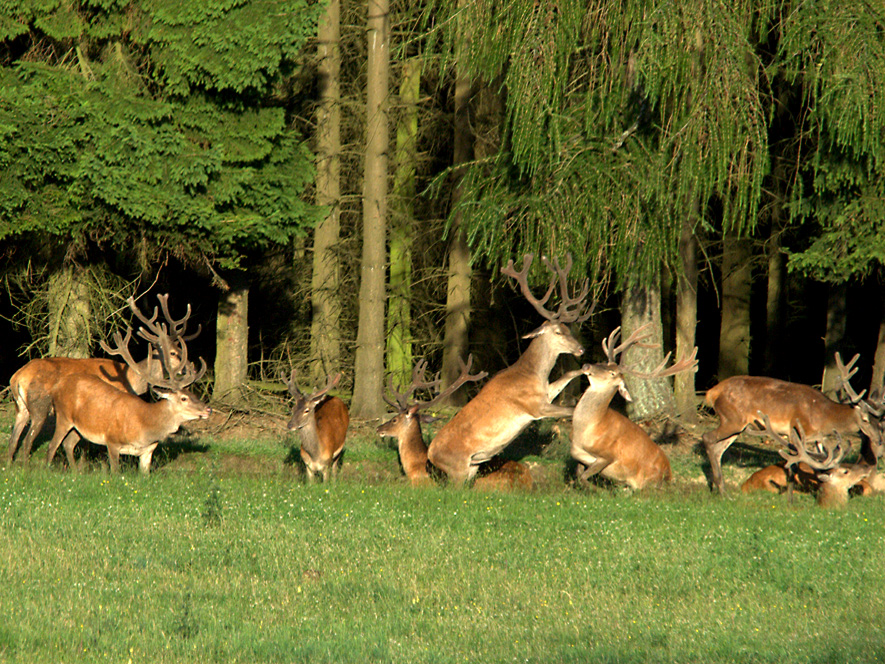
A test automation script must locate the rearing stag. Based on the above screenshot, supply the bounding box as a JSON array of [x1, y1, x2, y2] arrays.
[[45, 296, 210, 473], [571, 326, 697, 490], [427, 254, 591, 485]]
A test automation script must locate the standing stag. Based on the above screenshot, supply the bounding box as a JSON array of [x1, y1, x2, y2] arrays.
[[570, 326, 697, 490], [45, 296, 210, 473], [427, 254, 591, 485], [7, 294, 197, 464], [702, 353, 883, 494], [286, 371, 349, 483], [377, 356, 534, 489]]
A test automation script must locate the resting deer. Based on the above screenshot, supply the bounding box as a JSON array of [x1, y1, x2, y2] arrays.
[[741, 462, 820, 495], [702, 353, 883, 494], [45, 296, 210, 473], [286, 371, 349, 483], [756, 413, 876, 509], [570, 326, 697, 490], [377, 356, 533, 490], [6, 294, 195, 464], [426, 254, 592, 485]]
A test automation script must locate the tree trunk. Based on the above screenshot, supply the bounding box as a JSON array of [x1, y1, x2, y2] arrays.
[[439, 21, 473, 406], [621, 278, 676, 419], [718, 231, 752, 379], [47, 263, 92, 358], [309, 0, 343, 383], [213, 280, 249, 404], [674, 219, 699, 420], [820, 282, 848, 396], [386, 57, 420, 389], [350, 0, 389, 419], [871, 291, 885, 395], [763, 229, 787, 376]]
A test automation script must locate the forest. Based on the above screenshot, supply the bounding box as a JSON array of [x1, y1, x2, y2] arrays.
[[1, 0, 884, 425]]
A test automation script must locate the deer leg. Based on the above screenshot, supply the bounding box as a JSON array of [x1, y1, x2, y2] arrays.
[[106, 446, 122, 474], [7, 405, 30, 462], [18, 396, 53, 460], [61, 431, 82, 471], [138, 444, 158, 474], [703, 431, 741, 495], [547, 369, 586, 401], [539, 403, 575, 419], [46, 417, 74, 467]]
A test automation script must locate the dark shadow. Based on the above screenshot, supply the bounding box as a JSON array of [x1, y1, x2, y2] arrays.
[[694, 438, 784, 490], [498, 421, 560, 460]]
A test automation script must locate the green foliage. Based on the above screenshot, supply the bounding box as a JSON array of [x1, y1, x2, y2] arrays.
[[0, 0, 324, 271]]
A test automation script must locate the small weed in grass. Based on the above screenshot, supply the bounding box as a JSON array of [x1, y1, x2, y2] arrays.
[[202, 481, 223, 526]]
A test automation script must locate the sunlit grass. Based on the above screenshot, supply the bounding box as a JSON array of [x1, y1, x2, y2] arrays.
[[1, 463, 884, 663]]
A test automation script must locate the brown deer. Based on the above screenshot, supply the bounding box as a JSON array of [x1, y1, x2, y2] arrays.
[[45, 298, 210, 473], [702, 353, 883, 494], [7, 294, 196, 464], [377, 356, 534, 490], [741, 462, 820, 495], [426, 254, 591, 485], [286, 371, 349, 483], [570, 326, 697, 490], [756, 413, 875, 509]]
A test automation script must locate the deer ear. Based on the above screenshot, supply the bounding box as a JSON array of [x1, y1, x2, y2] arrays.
[[522, 321, 551, 339], [618, 381, 633, 402], [152, 387, 175, 401]]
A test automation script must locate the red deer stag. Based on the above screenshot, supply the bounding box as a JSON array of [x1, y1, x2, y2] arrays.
[[702, 353, 882, 494], [286, 371, 349, 483], [570, 326, 697, 490], [426, 254, 591, 485], [377, 356, 533, 490], [756, 414, 875, 509], [45, 299, 209, 473], [7, 294, 197, 464]]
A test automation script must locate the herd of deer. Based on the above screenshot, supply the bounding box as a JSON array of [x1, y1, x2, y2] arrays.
[[5, 255, 885, 509]]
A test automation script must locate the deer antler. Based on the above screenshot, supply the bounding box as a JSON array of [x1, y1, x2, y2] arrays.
[[286, 370, 341, 402], [502, 253, 593, 324], [383, 355, 487, 415], [100, 326, 206, 392], [755, 412, 846, 473], [601, 325, 698, 379]]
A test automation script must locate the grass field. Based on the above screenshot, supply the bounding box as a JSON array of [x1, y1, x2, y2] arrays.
[[1, 404, 884, 664]]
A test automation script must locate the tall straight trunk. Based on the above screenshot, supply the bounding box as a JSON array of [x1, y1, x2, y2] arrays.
[[439, 17, 473, 406], [309, 0, 343, 382], [386, 57, 420, 389], [47, 263, 92, 358], [214, 280, 249, 404], [821, 282, 848, 396], [718, 231, 752, 379], [871, 290, 885, 395], [674, 219, 699, 419], [621, 277, 675, 419], [350, 0, 389, 419], [764, 228, 787, 376]]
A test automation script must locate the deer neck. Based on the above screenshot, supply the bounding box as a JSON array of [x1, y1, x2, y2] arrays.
[[817, 484, 849, 509], [511, 336, 560, 380], [296, 416, 322, 457], [573, 386, 618, 428], [398, 418, 430, 480]]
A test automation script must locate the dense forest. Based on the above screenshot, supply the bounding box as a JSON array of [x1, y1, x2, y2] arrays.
[[1, 0, 884, 422]]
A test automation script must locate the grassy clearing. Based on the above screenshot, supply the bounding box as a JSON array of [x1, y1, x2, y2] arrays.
[[1, 410, 885, 663]]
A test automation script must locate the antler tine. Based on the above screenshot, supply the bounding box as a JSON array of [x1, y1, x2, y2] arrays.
[[285, 369, 303, 398], [383, 359, 443, 412], [541, 254, 592, 324], [100, 327, 139, 369], [835, 352, 866, 403], [501, 254, 558, 321], [622, 347, 699, 380]]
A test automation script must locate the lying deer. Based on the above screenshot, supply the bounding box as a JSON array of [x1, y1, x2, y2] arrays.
[[756, 413, 876, 509], [7, 294, 195, 464], [741, 462, 819, 495], [702, 353, 883, 494], [377, 356, 533, 490], [45, 296, 210, 473], [427, 254, 591, 485], [286, 371, 349, 483], [570, 326, 697, 490]]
